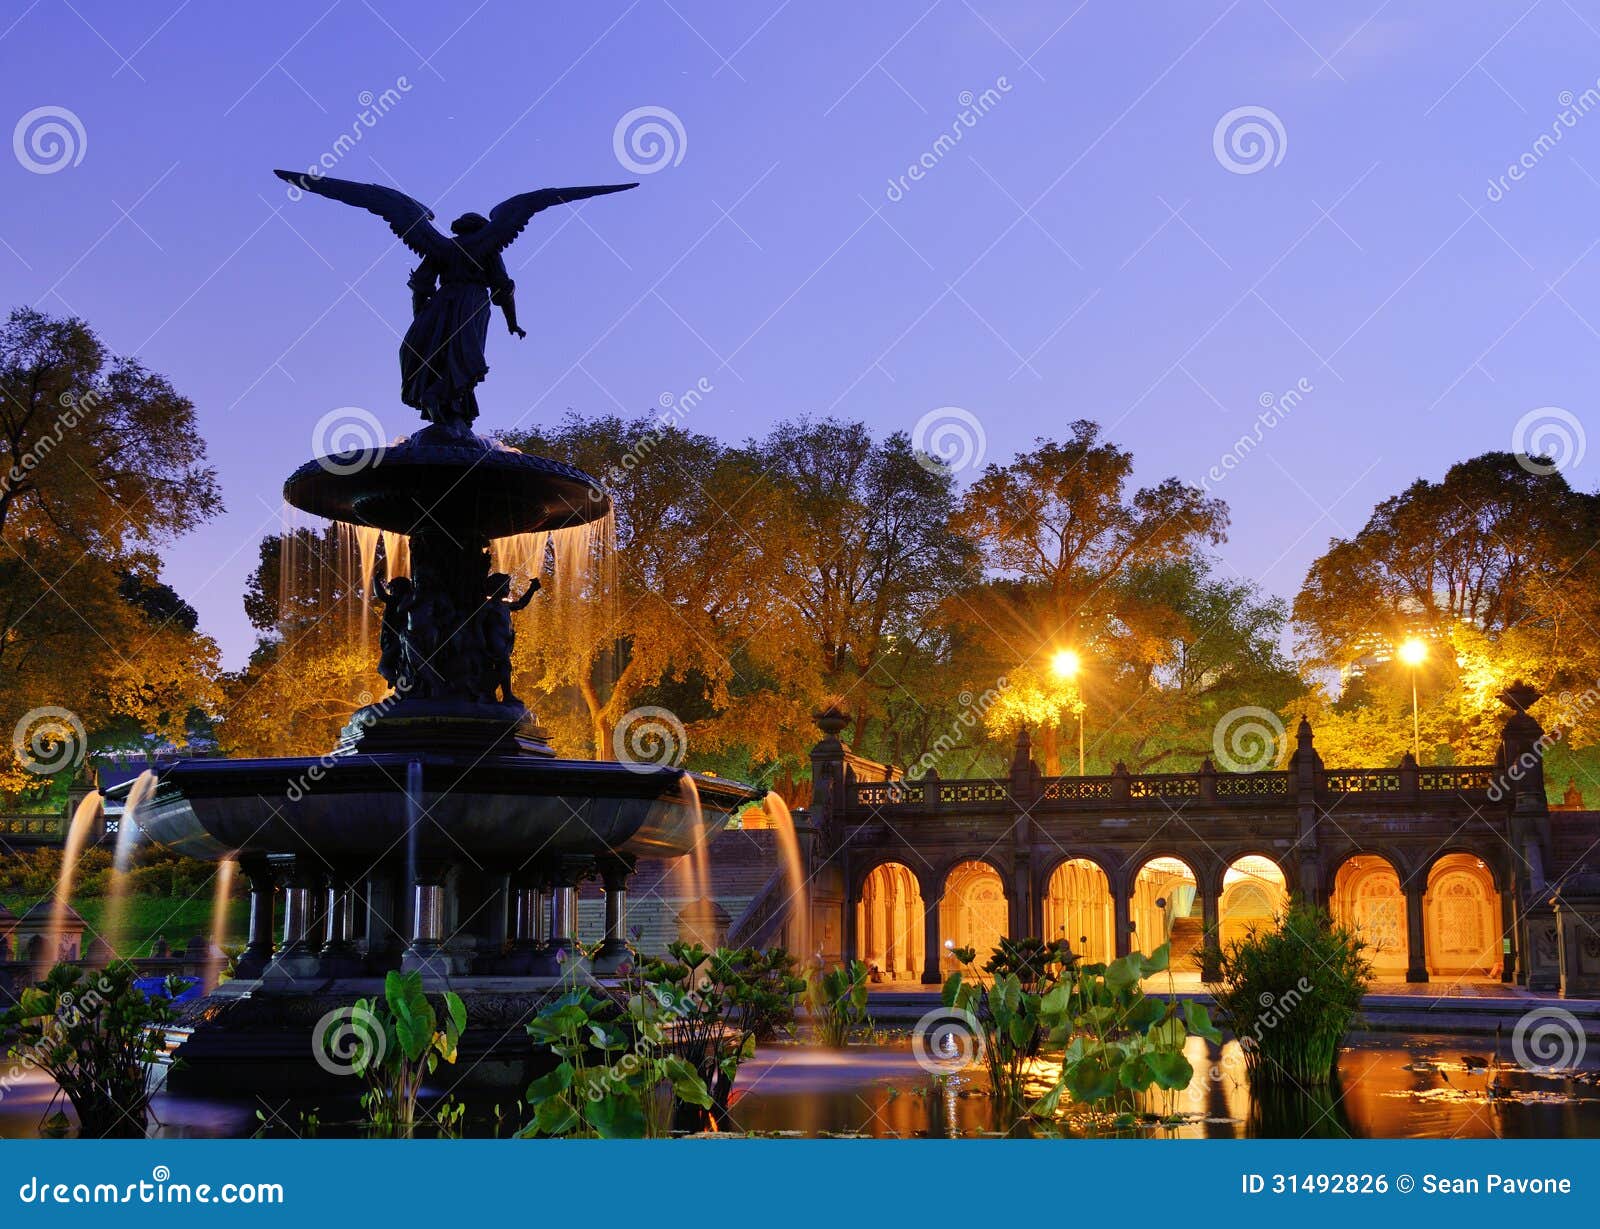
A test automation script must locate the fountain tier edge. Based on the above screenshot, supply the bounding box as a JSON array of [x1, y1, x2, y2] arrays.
[[122, 752, 758, 864]]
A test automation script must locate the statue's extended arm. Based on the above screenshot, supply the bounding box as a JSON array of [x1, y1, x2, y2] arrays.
[[491, 275, 524, 340], [509, 578, 541, 611]]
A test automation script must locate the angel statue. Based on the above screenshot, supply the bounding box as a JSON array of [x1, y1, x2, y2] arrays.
[[275, 170, 635, 438]]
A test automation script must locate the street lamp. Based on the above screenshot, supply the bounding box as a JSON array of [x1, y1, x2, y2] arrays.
[[1398, 637, 1427, 762], [1051, 649, 1085, 776]]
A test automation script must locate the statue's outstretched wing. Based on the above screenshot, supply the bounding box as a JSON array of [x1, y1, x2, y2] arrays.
[[472, 183, 638, 257], [274, 170, 450, 262]]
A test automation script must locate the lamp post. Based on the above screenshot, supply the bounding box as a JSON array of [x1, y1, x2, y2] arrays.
[[1051, 649, 1084, 776], [1398, 637, 1427, 762]]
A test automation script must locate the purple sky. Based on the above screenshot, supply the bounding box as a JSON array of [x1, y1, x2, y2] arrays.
[[5, 1, 1600, 667]]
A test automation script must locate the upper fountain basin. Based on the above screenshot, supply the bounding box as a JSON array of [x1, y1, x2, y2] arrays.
[[283, 432, 611, 537], [105, 753, 760, 865]]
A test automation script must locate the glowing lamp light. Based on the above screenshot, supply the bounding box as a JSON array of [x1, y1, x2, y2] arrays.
[[1397, 638, 1427, 667], [1051, 649, 1081, 679]]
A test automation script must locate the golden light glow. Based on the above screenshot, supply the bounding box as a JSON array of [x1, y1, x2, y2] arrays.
[[1051, 649, 1081, 679], [1397, 637, 1427, 667]]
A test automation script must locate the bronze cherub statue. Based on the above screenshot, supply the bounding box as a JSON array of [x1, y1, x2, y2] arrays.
[[275, 169, 635, 439]]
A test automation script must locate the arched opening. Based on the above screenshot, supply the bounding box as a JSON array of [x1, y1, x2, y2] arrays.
[[1424, 853, 1502, 980], [940, 860, 1007, 971], [1130, 856, 1200, 973], [1043, 858, 1114, 964], [1218, 855, 1288, 949], [1330, 855, 1408, 979], [854, 862, 926, 984]]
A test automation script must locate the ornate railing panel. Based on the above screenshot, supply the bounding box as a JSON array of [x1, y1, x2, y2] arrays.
[[1418, 767, 1496, 793], [1215, 772, 1289, 797], [1324, 769, 1402, 794], [939, 781, 1010, 805], [1041, 778, 1114, 801]]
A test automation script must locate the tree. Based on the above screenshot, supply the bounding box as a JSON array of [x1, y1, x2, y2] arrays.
[[1292, 452, 1600, 765], [742, 419, 974, 753], [949, 421, 1233, 772], [0, 308, 221, 791]]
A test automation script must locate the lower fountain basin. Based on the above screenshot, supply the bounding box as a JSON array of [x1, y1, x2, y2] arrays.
[[107, 752, 759, 864]]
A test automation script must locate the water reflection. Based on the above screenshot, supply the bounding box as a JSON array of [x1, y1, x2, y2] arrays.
[[2, 1034, 1596, 1139]]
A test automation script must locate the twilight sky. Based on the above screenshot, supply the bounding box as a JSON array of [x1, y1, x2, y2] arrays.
[[5, 1, 1600, 667]]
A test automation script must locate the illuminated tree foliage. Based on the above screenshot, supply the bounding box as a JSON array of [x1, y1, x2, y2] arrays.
[[0, 309, 221, 794], [1292, 452, 1600, 764]]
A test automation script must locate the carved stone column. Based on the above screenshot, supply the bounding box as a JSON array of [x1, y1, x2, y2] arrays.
[[235, 856, 276, 979], [591, 858, 633, 974], [1404, 880, 1429, 983], [920, 890, 943, 984]]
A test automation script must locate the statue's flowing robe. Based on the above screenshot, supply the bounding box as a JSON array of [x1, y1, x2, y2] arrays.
[[400, 247, 514, 424]]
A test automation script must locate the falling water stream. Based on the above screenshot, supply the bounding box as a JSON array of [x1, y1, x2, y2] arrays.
[[762, 794, 810, 954], [206, 859, 236, 986], [100, 770, 156, 957], [45, 790, 102, 963]]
